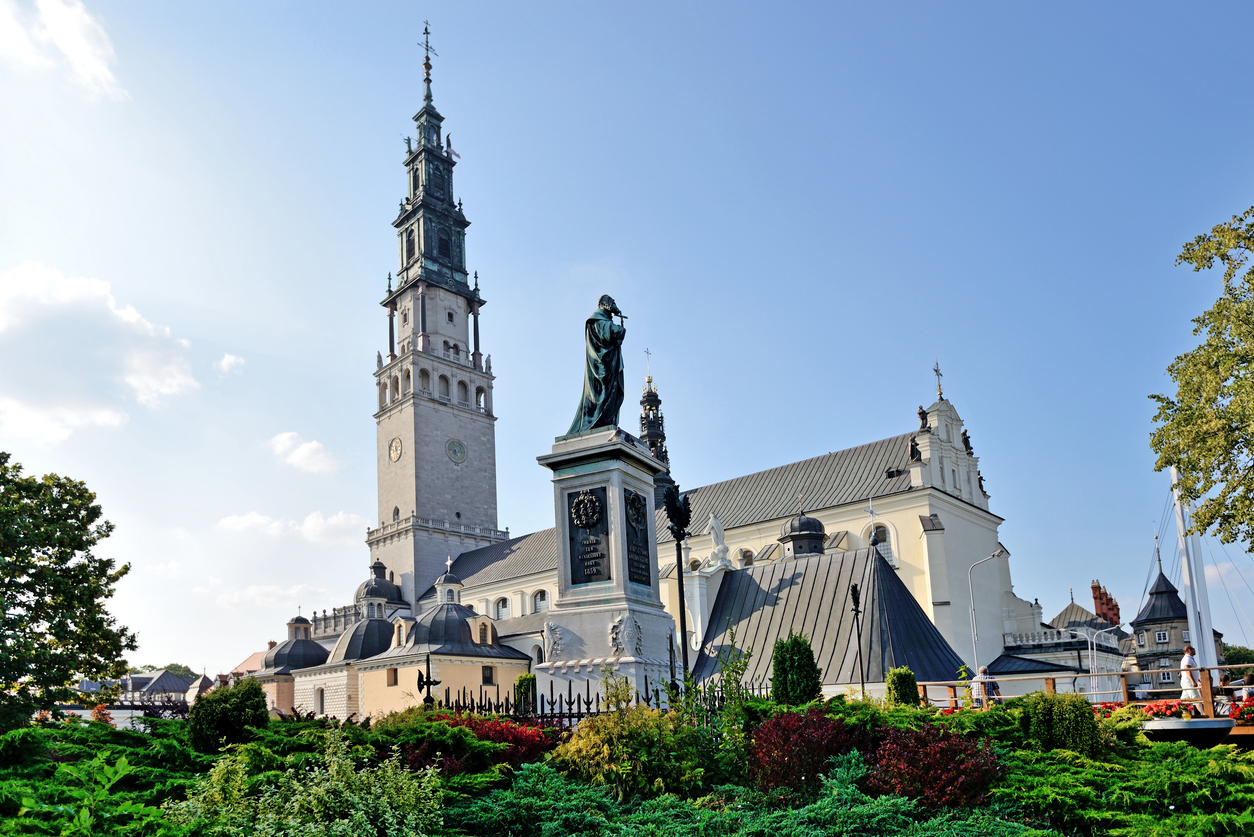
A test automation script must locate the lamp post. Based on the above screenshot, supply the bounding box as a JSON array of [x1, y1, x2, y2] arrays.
[[850, 583, 865, 700], [968, 548, 1007, 676], [1089, 624, 1122, 700], [663, 484, 693, 683]]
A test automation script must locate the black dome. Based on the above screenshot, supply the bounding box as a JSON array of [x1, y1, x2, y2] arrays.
[[408, 602, 477, 650], [355, 561, 405, 603], [435, 570, 462, 586], [781, 513, 825, 538], [289, 614, 311, 625], [261, 637, 328, 674], [328, 618, 393, 663]]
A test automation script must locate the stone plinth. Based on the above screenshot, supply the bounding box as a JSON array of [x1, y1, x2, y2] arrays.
[[533, 428, 675, 699]]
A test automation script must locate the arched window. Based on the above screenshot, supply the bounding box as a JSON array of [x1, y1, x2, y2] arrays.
[[367, 603, 375, 618], [402, 370, 411, 395], [411, 169, 420, 195], [533, 590, 549, 613], [739, 548, 755, 566], [438, 376, 450, 398], [401, 309, 409, 326], [419, 369, 430, 392], [495, 598, 510, 620], [405, 228, 415, 261], [457, 381, 469, 404], [445, 589, 455, 603], [438, 232, 451, 258], [447, 310, 455, 324], [392, 506, 400, 522], [378, 383, 387, 408], [532, 644, 545, 664], [390, 376, 400, 402], [315, 688, 324, 715], [442, 340, 450, 353], [476, 387, 486, 411], [869, 524, 896, 567], [478, 623, 488, 645]]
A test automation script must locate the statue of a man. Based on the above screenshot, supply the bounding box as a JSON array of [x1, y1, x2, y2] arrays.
[[567, 294, 626, 435]]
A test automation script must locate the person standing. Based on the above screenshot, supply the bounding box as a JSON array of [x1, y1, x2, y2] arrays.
[[1180, 644, 1202, 705]]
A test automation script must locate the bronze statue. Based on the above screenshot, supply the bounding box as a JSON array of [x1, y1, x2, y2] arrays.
[[917, 405, 928, 430], [567, 295, 626, 435]]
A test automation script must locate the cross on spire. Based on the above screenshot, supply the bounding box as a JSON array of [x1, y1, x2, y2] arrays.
[[420, 21, 438, 104], [644, 347, 652, 377], [865, 496, 877, 534], [445, 555, 453, 573], [933, 360, 944, 399]]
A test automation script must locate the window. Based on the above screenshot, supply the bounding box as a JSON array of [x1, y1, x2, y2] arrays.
[[447, 311, 454, 323], [1182, 630, 1191, 642], [1155, 631, 1169, 644], [533, 590, 549, 612], [438, 375, 450, 398], [478, 623, 488, 644], [405, 228, 415, 261], [419, 369, 430, 392], [457, 381, 469, 404], [367, 603, 374, 618], [315, 688, 324, 715], [402, 370, 411, 394], [392, 507, 400, 522], [476, 387, 486, 411], [402, 310, 409, 325], [438, 233, 451, 258], [445, 589, 455, 603], [532, 644, 545, 664], [1138, 632, 1146, 647], [431, 165, 445, 197], [495, 598, 510, 620], [386, 668, 398, 686], [1160, 670, 1174, 683], [1141, 671, 1151, 683], [482, 666, 494, 685]]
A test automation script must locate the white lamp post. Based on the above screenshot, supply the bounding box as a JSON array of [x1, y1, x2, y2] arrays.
[[968, 548, 1008, 676], [1089, 624, 1122, 700]]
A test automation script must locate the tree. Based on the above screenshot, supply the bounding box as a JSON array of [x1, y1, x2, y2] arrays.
[[885, 666, 920, 708], [129, 662, 197, 680], [771, 631, 822, 706], [188, 678, 269, 753], [1223, 642, 1254, 678], [1151, 206, 1254, 548], [0, 453, 136, 731]]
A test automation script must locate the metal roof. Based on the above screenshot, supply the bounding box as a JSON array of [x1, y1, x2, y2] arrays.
[[1131, 572, 1189, 627], [658, 433, 918, 544], [692, 546, 967, 686], [418, 529, 560, 604], [987, 654, 1083, 675], [377, 602, 531, 661], [493, 611, 550, 639]]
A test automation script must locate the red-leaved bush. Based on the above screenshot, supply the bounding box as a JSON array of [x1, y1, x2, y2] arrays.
[[865, 723, 1000, 809], [427, 713, 556, 767], [748, 707, 869, 797]]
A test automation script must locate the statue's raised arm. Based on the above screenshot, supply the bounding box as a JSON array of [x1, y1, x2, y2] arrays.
[[567, 294, 626, 435]]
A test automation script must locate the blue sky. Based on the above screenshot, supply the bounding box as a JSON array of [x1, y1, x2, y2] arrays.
[[3, 1, 1254, 674]]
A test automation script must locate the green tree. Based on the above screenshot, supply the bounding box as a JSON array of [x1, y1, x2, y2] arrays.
[[0, 453, 136, 732], [130, 662, 198, 680], [885, 666, 920, 708], [188, 678, 269, 753], [1223, 642, 1254, 678], [1151, 206, 1254, 548], [771, 631, 822, 706]]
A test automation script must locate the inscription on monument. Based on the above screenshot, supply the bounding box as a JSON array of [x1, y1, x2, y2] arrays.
[[625, 488, 652, 586], [568, 487, 610, 584]]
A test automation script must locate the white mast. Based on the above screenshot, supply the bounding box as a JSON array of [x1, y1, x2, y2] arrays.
[[1171, 466, 1218, 676]]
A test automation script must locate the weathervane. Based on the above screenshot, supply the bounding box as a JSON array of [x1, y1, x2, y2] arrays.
[[933, 360, 944, 399], [865, 496, 877, 539]]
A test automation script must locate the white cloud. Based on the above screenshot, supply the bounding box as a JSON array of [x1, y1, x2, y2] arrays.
[[298, 511, 369, 543], [0, 0, 126, 98], [124, 351, 199, 407], [215, 583, 322, 611], [217, 510, 367, 544], [218, 511, 287, 536], [148, 558, 182, 579], [270, 431, 340, 474], [0, 261, 166, 335], [0, 396, 127, 443], [214, 353, 245, 374]]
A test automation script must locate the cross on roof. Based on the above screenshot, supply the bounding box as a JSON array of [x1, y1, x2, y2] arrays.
[[933, 360, 944, 399], [865, 496, 878, 533], [644, 347, 652, 376], [421, 21, 438, 59], [445, 555, 453, 572]]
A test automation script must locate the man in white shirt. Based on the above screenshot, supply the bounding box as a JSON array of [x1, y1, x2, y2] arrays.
[[1180, 644, 1201, 702]]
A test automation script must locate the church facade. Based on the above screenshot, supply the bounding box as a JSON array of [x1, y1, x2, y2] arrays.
[[248, 48, 1090, 717]]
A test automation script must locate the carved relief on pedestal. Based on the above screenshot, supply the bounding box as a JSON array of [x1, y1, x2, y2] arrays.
[[543, 621, 567, 659], [610, 612, 643, 657]]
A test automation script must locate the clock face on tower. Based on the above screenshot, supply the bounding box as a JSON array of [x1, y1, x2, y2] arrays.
[[446, 439, 467, 463], [389, 438, 403, 462]]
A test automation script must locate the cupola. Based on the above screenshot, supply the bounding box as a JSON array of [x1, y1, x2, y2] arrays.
[[434, 555, 463, 605], [779, 512, 826, 560]]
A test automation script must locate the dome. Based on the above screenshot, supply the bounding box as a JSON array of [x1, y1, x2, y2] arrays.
[[407, 602, 477, 650], [780, 512, 825, 538], [435, 570, 462, 586], [289, 614, 311, 625], [355, 561, 405, 604], [261, 636, 328, 674], [328, 618, 393, 663]]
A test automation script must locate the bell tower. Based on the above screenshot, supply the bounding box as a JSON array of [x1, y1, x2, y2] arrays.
[[368, 30, 506, 609]]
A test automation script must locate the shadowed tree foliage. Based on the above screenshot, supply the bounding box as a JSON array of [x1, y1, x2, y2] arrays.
[[188, 677, 270, 753], [1151, 206, 1254, 549], [0, 452, 136, 732]]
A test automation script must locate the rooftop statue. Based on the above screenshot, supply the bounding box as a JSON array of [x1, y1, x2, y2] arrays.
[[567, 294, 626, 435]]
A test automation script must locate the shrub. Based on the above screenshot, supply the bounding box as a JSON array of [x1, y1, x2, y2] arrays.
[[866, 721, 1001, 810], [166, 727, 442, 837], [771, 631, 822, 706], [188, 679, 269, 754], [884, 666, 920, 708], [514, 673, 537, 714], [426, 713, 555, 768], [550, 704, 717, 800], [747, 705, 869, 799], [1020, 692, 1102, 756]]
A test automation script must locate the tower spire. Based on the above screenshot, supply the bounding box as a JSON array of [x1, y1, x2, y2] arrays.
[[640, 373, 674, 506], [421, 21, 437, 106]]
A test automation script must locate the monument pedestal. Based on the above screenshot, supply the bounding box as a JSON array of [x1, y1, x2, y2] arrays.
[[533, 427, 674, 702]]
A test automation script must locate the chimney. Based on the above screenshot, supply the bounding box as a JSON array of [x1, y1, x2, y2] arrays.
[[1090, 580, 1120, 625], [267, 640, 277, 650]]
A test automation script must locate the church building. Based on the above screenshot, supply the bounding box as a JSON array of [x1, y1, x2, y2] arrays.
[[245, 43, 1085, 717]]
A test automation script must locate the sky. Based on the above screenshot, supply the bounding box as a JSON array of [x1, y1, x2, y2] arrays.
[[4, 1, 1254, 675]]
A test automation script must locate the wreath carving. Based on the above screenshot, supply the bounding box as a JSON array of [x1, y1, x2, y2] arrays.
[[571, 489, 603, 530], [625, 490, 647, 529]]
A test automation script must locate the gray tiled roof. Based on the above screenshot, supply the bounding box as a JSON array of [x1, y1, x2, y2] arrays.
[[421, 431, 916, 603], [1131, 572, 1189, 627], [657, 433, 916, 543], [987, 654, 1083, 675], [692, 546, 967, 686]]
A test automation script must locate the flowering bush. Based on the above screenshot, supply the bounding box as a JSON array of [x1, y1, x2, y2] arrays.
[[865, 723, 1001, 810], [747, 706, 869, 799], [1230, 697, 1254, 721], [1142, 700, 1190, 719], [426, 713, 555, 767], [1092, 701, 1124, 719]]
